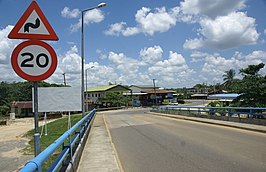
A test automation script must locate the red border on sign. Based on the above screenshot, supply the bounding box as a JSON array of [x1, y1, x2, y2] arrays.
[[11, 40, 57, 81], [8, 1, 58, 41]]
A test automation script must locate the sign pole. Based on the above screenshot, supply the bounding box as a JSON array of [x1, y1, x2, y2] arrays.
[[33, 81, 40, 156]]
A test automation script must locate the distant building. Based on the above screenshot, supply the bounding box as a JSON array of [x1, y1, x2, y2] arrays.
[[125, 85, 176, 106], [184, 87, 210, 99], [85, 84, 131, 108], [11, 101, 33, 117]]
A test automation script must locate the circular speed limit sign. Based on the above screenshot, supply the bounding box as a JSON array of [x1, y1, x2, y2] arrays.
[[11, 40, 57, 81]]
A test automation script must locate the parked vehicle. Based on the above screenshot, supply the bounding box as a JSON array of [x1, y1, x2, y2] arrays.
[[169, 102, 179, 105]]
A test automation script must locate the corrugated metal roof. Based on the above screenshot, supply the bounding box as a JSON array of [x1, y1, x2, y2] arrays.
[[86, 85, 130, 92], [130, 85, 159, 89], [11, 101, 32, 108], [208, 93, 240, 99], [142, 89, 175, 94]]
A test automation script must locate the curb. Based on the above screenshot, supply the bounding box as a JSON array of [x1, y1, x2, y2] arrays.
[[147, 111, 266, 134]]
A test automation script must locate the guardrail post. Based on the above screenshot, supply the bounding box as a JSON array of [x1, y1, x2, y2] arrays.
[[228, 108, 231, 121], [198, 108, 200, 115], [250, 109, 253, 119]]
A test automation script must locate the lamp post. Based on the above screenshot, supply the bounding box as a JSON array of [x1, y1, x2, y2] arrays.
[[81, 3, 106, 117]]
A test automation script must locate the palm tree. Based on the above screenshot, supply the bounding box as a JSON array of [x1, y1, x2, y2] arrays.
[[223, 69, 236, 90]]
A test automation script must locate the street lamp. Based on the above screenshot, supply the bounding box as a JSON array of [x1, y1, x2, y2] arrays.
[[81, 3, 106, 117], [85, 66, 95, 92]]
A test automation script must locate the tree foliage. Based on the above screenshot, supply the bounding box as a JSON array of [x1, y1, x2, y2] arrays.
[[223, 69, 236, 89], [0, 81, 65, 112], [100, 92, 131, 106], [236, 63, 266, 107]]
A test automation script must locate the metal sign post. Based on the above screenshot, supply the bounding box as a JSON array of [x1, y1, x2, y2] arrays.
[[33, 82, 40, 156]]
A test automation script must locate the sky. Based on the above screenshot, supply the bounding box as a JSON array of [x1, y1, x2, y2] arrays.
[[0, 0, 266, 89]]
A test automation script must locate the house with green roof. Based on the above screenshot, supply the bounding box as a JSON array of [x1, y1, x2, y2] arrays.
[[85, 84, 131, 108]]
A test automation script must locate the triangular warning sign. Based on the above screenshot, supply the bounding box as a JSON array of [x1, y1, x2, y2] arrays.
[[8, 1, 58, 41]]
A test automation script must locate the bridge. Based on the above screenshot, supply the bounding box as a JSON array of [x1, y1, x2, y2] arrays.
[[19, 107, 266, 172]]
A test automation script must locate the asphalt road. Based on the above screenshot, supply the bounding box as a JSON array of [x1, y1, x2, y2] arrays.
[[105, 109, 266, 172]]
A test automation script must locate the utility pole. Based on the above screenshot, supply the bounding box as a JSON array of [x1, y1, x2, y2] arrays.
[[152, 79, 157, 106], [62, 73, 66, 86]]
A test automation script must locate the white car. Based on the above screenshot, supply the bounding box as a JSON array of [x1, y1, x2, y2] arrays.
[[169, 102, 179, 105]]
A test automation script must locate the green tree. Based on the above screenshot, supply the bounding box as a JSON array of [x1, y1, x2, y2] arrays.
[[223, 69, 236, 90], [237, 63, 266, 107], [0, 81, 65, 112], [100, 92, 130, 107]]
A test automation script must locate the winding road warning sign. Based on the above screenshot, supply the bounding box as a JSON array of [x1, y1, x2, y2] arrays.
[[11, 40, 57, 81], [8, 1, 58, 40]]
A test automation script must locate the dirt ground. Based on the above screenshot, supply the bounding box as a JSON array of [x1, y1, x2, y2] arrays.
[[0, 117, 38, 172]]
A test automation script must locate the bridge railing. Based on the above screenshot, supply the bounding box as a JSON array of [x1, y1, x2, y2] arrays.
[[152, 106, 266, 125], [19, 109, 96, 172]]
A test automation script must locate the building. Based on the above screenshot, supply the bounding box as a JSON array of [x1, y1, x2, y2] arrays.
[[208, 93, 240, 106], [125, 85, 176, 106], [11, 101, 33, 117], [184, 87, 210, 99], [85, 84, 131, 108]]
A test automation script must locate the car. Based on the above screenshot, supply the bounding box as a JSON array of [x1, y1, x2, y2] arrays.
[[169, 102, 179, 105]]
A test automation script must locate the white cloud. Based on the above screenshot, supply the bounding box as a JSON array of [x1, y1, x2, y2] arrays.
[[96, 49, 107, 59], [0, 25, 23, 82], [108, 52, 145, 75], [105, 22, 140, 37], [139, 45, 163, 64], [135, 7, 178, 35], [190, 51, 210, 62], [245, 51, 266, 65], [59, 46, 81, 74], [61, 7, 80, 18], [46, 47, 266, 88], [0, 25, 21, 64], [105, 6, 179, 36], [201, 12, 259, 49], [48, 46, 118, 87], [200, 50, 266, 82], [180, 0, 246, 19], [46, 45, 81, 86], [183, 38, 203, 50], [122, 27, 140, 37], [70, 9, 105, 32], [264, 29, 266, 35], [84, 62, 118, 87], [148, 51, 195, 85], [83, 9, 104, 24], [184, 12, 259, 50]]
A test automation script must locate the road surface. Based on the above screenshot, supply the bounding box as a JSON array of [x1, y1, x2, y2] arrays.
[[104, 109, 266, 172]]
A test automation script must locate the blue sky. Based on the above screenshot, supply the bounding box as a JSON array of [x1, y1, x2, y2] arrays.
[[1, 0, 266, 88]]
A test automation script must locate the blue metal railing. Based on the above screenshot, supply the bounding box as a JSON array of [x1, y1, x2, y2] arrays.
[[153, 106, 266, 119], [20, 109, 96, 172]]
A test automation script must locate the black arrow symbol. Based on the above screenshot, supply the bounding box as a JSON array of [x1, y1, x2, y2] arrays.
[[24, 18, 40, 32]]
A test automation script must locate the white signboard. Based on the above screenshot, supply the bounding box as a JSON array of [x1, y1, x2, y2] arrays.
[[33, 87, 81, 112]]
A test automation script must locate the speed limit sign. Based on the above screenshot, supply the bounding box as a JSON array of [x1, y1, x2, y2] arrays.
[[11, 40, 57, 81]]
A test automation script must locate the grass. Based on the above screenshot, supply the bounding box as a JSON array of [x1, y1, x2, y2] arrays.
[[23, 113, 83, 171]]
